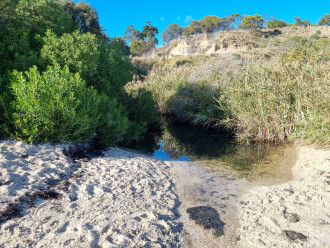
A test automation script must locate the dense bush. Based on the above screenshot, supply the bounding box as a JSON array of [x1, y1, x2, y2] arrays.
[[96, 96, 130, 145], [0, 0, 160, 145], [239, 14, 264, 30], [0, 0, 75, 82], [267, 19, 288, 28], [123, 89, 161, 142], [41, 30, 100, 80], [318, 14, 330, 26], [11, 65, 101, 143]]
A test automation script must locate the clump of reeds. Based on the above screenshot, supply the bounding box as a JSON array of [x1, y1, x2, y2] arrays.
[[218, 38, 330, 145]]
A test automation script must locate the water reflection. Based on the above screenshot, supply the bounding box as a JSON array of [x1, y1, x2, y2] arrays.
[[128, 120, 297, 184], [153, 141, 190, 161]]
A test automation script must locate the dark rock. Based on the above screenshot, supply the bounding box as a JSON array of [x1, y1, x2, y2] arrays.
[[186, 206, 225, 236], [21, 154, 29, 159]]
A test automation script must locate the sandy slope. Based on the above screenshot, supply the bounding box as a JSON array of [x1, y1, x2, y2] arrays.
[[0, 140, 182, 248], [237, 146, 330, 248]]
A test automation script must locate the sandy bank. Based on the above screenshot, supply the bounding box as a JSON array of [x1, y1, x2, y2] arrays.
[[1, 139, 329, 248], [237, 146, 330, 248], [0, 140, 182, 247]]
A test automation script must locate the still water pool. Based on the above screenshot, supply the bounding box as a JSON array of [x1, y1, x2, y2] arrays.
[[126, 120, 297, 185]]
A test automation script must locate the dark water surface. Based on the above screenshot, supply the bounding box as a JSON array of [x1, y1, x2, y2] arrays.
[[126, 121, 297, 184]]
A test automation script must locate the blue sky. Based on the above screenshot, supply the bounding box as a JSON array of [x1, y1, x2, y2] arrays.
[[79, 0, 329, 42]]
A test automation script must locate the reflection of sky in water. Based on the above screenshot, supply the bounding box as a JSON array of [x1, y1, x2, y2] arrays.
[[153, 141, 190, 161]]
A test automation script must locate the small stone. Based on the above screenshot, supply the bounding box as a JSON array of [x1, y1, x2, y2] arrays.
[[284, 230, 307, 241], [283, 210, 300, 223], [21, 154, 29, 159]]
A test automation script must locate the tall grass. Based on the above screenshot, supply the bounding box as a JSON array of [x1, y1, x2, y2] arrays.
[[128, 38, 330, 146], [219, 38, 330, 145], [126, 55, 242, 124]]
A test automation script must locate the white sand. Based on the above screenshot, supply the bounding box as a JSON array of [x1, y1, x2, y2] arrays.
[[1, 139, 329, 248], [237, 146, 330, 248], [0, 140, 182, 247]]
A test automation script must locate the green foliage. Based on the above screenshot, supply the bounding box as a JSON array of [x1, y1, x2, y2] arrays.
[[318, 14, 330, 26], [162, 24, 183, 43], [126, 57, 225, 127], [239, 14, 264, 30], [123, 89, 161, 142], [0, 0, 76, 83], [267, 19, 288, 28], [97, 96, 129, 146], [219, 39, 330, 145], [183, 13, 240, 36], [219, 13, 240, 31], [234, 54, 241, 60], [0, 0, 159, 146], [41, 30, 100, 79], [141, 21, 159, 46], [0, 0, 77, 134], [124, 22, 158, 56], [124, 25, 140, 42], [55, 0, 102, 36], [281, 37, 330, 62], [0, 93, 14, 137], [294, 16, 311, 27], [168, 82, 224, 125], [14, 0, 76, 36], [200, 16, 221, 33], [95, 37, 134, 98], [11, 65, 101, 143], [311, 30, 321, 40], [41, 30, 134, 97], [183, 20, 202, 36], [129, 40, 147, 56]]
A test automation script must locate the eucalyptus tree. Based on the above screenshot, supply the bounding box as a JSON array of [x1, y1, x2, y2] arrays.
[[318, 14, 330, 26], [238, 14, 264, 30], [162, 24, 183, 43]]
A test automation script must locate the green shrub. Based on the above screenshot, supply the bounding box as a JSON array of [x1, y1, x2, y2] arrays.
[[311, 30, 321, 40], [123, 89, 161, 143], [11, 64, 101, 143], [95, 38, 134, 98], [0, 92, 15, 138], [267, 19, 288, 28], [97, 96, 130, 146], [234, 54, 241, 60], [41, 30, 100, 80]]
